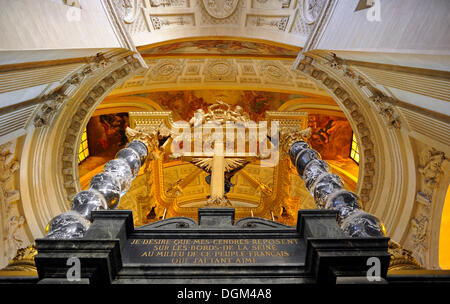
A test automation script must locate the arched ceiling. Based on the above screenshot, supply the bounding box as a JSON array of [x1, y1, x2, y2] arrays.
[[117, 0, 325, 48]]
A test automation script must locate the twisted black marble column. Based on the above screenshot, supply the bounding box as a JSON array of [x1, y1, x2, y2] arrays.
[[289, 140, 385, 237], [45, 140, 148, 239]]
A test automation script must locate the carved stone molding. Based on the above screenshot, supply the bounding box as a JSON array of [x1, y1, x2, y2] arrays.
[[418, 148, 447, 190], [247, 15, 290, 32], [125, 0, 325, 48], [405, 147, 447, 267], [0, 141, 29, 267], [295, 55, 376, 205], [302, 0, 325, 24], [150, 59, 182, 82], [17, 51, 147, 245], [205, 59, 236, 82], [113, 58, 327, 96], [290, 0, 326, 36], [199, 0, 244, 25], [60, 54, 145, 200], [138, 217, 199, 229], [33, 53, 111, 128], [259, 61, 291, 84], [112, 0, 139, 24], [325, 53, 403, 130]]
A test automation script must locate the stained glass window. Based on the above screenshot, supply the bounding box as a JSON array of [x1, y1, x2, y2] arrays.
[[350, 132, 359, 164], [78, 128, 89, 164]]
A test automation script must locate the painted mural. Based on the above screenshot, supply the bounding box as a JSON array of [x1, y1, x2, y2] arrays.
[[140, 40, 299, 57], [307, 114, 353, 161], [131, 90, 304, 121], [78, 113, 130, 181], [87, 113, 129, 156]]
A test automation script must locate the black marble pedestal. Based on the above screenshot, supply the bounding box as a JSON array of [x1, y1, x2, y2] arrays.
[[34, 208, 390, 284]]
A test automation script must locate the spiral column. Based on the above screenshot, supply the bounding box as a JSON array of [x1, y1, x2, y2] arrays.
[[45, 140, 148, 239], [289, 140, 385, 237]]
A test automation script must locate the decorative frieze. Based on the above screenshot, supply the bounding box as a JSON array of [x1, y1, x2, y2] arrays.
[[246, 15, 290, 31], [114, 58, 325, 95], [150, 14, 195, 30], [33, 53, 111, 128], [418, 148, 447, 189], [326, 54, 403, 130], [406, 147, 447, 266], [0, 141, 28, 267], [204, 59, 237, 82], [123, 0, 319, 47]]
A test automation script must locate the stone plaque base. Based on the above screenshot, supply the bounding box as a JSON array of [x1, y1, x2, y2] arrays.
[[34, 208, 390, 284]]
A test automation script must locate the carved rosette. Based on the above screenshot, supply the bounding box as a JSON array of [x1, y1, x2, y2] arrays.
[[260, 61, 291, 84], [202, 0, 240, 19], [205, 59, 236, 82], [151, 59, 181, 81], [302, 0, 325, 24]]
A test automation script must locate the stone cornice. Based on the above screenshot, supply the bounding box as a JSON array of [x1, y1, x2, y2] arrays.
[[293, 0, 336, 69]]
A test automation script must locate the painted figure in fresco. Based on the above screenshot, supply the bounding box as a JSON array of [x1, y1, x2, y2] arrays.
[[98, 113, 129, 151], [308, 115, 353, 160], [313, 119, 336, 144], [143, 40, 298, 56]]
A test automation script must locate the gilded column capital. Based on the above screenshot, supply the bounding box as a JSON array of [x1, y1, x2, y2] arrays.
[[388, 240, 422, 271], [280, 127, 312, 158], [125, 124, 171, 160], [0, 244, 37, 274]]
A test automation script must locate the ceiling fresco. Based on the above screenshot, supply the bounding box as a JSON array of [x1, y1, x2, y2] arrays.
[[127, 90, 310, 121], [139, 40, 300, 58]]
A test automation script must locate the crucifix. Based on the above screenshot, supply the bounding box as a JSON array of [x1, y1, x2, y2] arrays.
[[171, 101, 266, 207], [181, 139, 258, 207]]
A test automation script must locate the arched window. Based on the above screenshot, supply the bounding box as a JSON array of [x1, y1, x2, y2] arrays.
[[350, 132, 359, 164], [78, 128, 89, 164]]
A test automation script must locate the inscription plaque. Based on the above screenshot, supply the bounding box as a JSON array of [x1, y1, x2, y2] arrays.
[[123, 238, 306, 265], [34, 210, 391, 284]]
